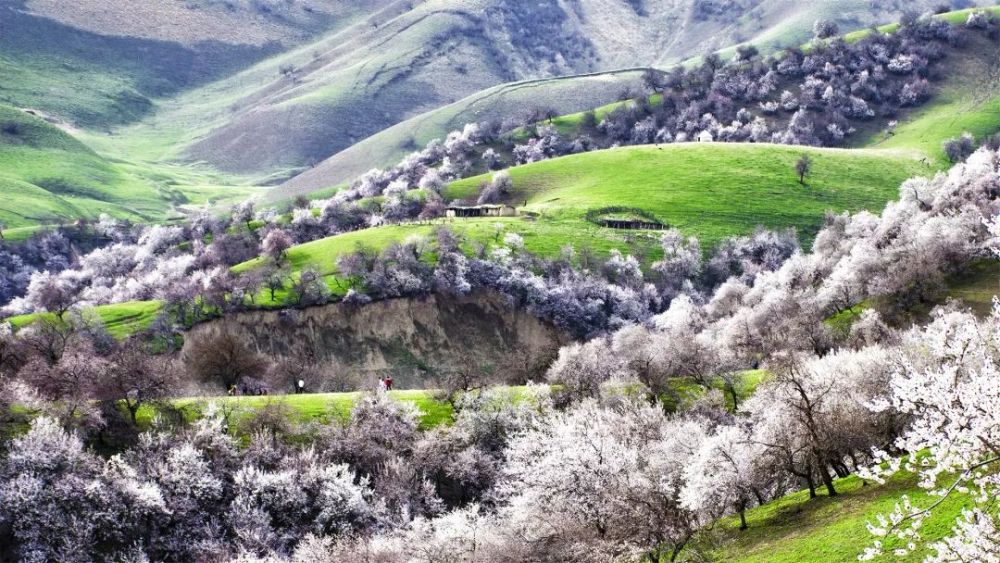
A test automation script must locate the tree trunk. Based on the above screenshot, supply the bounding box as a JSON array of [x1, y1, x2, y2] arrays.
[[818, 463, 838, 497], [833, 461, 850, 478], [848, 451, 861, 472], [739, 507, 748, 530], [670, 536, 690, 562], [801, 462, 817, 498]]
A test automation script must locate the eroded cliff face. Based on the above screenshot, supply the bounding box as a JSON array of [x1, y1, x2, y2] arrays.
[[184, 292, 569, 389]]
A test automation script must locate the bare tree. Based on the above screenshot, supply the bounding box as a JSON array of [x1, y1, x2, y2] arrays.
[[97, 340, 181, 426], [795, 154, 813, 185], [183, 329, 270, 390]]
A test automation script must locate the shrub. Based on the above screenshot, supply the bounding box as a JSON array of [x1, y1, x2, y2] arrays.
[[942, 132, 976, 162]]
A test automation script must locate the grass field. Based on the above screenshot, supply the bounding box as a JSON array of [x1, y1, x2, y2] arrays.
[[136, 371, 764, 435], [0, 104, 263, 229], [272, 70, 649, 198], [234, 143, 932, 306], [140, 388, 458, 431], [0, 104, 170, 227], [448, 144, 930, 249], [6, 300, 162, 340], [703, 470, 974, 562]]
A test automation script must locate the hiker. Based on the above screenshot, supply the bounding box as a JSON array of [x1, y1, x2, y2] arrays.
[[384, 376, 394, 391], [296, 379, 305, 394]]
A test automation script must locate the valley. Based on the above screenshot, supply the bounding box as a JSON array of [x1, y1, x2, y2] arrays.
[[2, 3, 1000, 562]]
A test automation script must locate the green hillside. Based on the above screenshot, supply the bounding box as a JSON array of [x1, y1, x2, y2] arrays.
[[84, 0, 958, 183], [0, 104, 267, 229], [856, 18, 1000, 163], [546, 11, 1000, 170], [0, 105, 171, 227], [6, 300, 162, 340], [701, 471, 973, 562], [254, 6, 1000, 294], [272, 69, 649, 199], [448, 144, 929, 248], [0, 0, 374, 130], [232, 143, 929, 308], [141, 389, 457, 431], [275, 3, 1000, 198]]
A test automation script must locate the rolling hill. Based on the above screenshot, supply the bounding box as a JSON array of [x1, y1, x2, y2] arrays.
[[75, 0, 972, 182], [0, 104, 172, 227], [0, 104, 262, 229], [9, 5, 1000, 330], [2, 0, 985, 214], [245, 0, 1000, 306], [0, 0, 378, 228], [276, 3, 1000, 199], [0, 0, 383, 129], [445, 144, 931, 248], [234, 143, 931, 305], [271, 68, 649, 199]]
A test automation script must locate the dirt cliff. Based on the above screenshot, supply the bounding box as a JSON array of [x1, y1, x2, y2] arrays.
[[184, 292, 569, 389]]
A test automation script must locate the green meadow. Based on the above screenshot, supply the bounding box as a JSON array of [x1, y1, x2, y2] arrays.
[[705, 471, 973, 562]]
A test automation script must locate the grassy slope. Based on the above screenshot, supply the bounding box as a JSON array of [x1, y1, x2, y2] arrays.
[[100, 0, 955, 186], [274, 2, 997, 199], [448, 144, 928, 248], [0, 0, 280, 130], [0, 0, 380, 130], [552, 9, 1000, 163], [855, 14, 1000, 164], [693, 24, 1000, 549], [253, 8, 1000, 295], [0, 1, 362, 228], [272, 69, 649, 200], [6, 301, 162, 340], [98, 2, 505, 179], [710, 28, 1000, 550], [703, 472, 973, 562], [0, 103, 268, 229], [142, 389, 457, 431], [0, 104, 174, 227], [234, 144, 929, 307], [13, 10, 1000, 329]]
